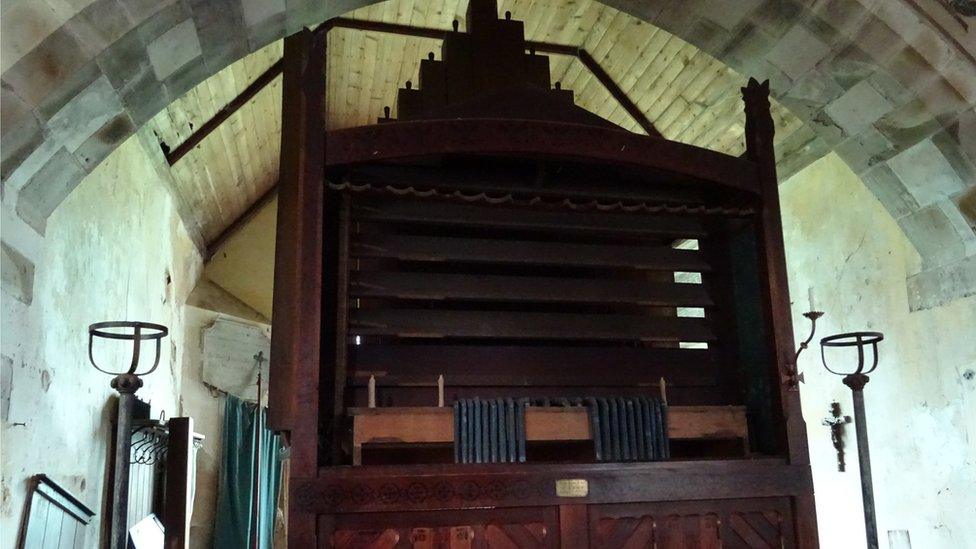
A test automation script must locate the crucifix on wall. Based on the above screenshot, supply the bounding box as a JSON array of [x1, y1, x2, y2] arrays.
[[822, 401, 852, 471]]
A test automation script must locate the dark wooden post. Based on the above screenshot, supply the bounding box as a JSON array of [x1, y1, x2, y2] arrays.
[[269, 27, 327, 548], [163, 417, 193, 549], [742, 77, 819, 547], [559, 504, 589, 549]]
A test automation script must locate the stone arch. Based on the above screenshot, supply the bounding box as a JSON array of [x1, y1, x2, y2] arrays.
[[2, 0, 973, 302]]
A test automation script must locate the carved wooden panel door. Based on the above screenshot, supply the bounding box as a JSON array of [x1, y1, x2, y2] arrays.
[[330, 508, 557, 549], [590, 498, 795, 548]]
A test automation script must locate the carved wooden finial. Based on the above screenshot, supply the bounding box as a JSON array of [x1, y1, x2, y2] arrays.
[[406, 80, 412, 90], [428, 52, 435, 61], [741, 77, 771, 110], [741, 76, 774, 160], [554, 81, 561, 90], [383, 105, 391, 119], [505, 10, 512, 19], [452, 19, 459, 32]]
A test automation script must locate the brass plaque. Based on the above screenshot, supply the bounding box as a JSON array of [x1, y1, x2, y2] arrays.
[[555, 479, 589, 498]]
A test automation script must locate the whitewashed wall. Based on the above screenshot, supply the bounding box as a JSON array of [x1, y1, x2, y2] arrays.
[[781, 153, 976, 548], [0, 132, 203, 548]]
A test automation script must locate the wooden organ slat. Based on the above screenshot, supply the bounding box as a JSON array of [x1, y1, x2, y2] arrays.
[[354, 199, 707, 237], [345, 345, 732, 404], [352, 233, 711, 271], [350, 309, 715, 341], [348, 345, 721, 384], [349, 345, 716, 373], [351, 271, 713, 306]]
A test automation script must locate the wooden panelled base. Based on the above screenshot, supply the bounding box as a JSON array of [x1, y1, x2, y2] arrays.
[[296, 460, 817, 548], [313, 497, 803, 548]]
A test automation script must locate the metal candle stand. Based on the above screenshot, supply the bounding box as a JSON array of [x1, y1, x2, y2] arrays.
[[821, 330, 884, 549], [88, 321, 169, 549]]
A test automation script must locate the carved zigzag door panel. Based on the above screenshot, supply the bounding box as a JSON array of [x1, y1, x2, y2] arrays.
[[596, 514, 722, 548], [592, 498, 794, 548], [724, 511, 788, 548]]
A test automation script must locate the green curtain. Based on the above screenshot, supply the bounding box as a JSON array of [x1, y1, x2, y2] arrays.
[[213, 395, 283, 549]]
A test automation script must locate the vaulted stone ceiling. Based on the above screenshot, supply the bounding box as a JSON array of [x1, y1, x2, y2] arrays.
[[2, 0, 974, 304]]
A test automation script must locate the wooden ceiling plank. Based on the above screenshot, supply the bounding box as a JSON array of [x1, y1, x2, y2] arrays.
[[338, 28, 357, 129], [237, 55, 271, 193], [655, 62, 726, 137], [645, 49, 712, 126], [617, 26, 668, 95], [201, 127, 243, 235], [175, 147, 212, 242], [358, 32, 380, 126], [166, 57, 284, 164], [634, 55, 694, 129], [223, 118, 255, 210], [212, 67, 250, 198], [669, 71, 737, 143], [333, 28, 353, 128], [255, 83, 281, 193], [525, 0, 560, 42], [630, 33, 688, 113], [547, 53, 575, 87], [570, 8, 626, 108], [349, 30, 368, 126], [206, 137, 241, 242], [369, 0, 403, 124], [602, 103, 642, 133], [228, 101, 259, 201], [366, 34, 390, 126], [557, 54, 588, 91], [588, 18, 660, 120], [618, 26, 679, 107], [550, 0, 600, 54], [679, 93, 740, 149], [579, 2, 616, 53], [710, 118, 748, 156], [695, 93, 744, 149]]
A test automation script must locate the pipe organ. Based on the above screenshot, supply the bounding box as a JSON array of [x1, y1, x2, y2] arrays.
[[270, 1, 819, 546]]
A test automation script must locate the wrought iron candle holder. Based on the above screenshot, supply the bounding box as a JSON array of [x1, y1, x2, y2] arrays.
[[821, 330, 884, 549], [88, 321, 168, 549], [795, 311, 824, 362], [783, 310, 824, 390]]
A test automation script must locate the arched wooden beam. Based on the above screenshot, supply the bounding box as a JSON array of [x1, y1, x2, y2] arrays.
[[326, 119, 760, 195]]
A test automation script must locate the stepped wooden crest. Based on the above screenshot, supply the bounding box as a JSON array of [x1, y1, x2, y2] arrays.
[[270, 1, 819, 546]]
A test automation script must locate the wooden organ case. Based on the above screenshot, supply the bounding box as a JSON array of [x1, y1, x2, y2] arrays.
[[270, 2, 819, 547]]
